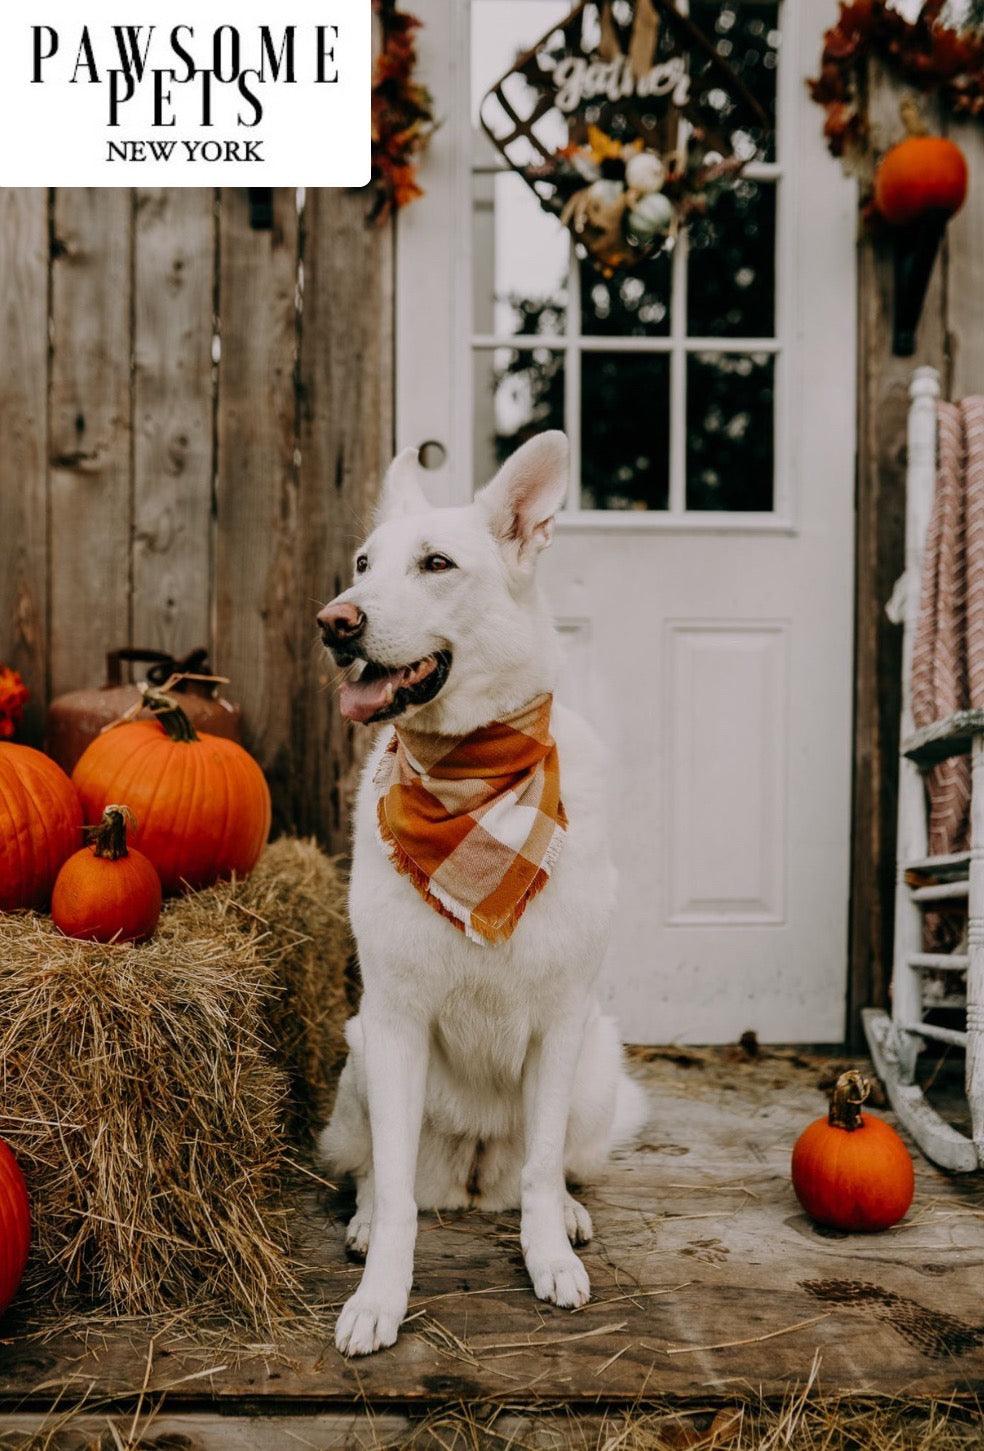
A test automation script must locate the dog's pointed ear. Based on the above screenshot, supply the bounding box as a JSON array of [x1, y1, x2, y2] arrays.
[[477, 432, 569, 562], [375, 447, 429, 526]]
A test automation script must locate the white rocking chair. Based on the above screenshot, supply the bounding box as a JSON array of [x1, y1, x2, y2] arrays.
[[863, 365, 984, 1172]]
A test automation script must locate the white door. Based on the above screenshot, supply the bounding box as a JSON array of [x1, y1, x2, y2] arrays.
[[396, 0, 857, 1043]]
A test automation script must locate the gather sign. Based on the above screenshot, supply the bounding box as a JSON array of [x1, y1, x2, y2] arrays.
[[551, 53, 691, 114]]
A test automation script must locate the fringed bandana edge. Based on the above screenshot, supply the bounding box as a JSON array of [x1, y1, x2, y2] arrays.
[[374, 693, 568, 944]]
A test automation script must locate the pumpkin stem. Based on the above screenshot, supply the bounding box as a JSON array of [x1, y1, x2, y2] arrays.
[[85, 804, 135, 861], [900, 94, 929, 139], [141, 689, 199, 743], [828, 1070, 871, 1131]]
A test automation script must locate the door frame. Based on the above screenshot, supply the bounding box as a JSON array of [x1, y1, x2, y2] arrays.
[[394, 0, 472, 506], [393, 0, 860, 1043]]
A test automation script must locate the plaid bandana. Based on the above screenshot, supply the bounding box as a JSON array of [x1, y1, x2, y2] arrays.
[[374, 693, 568, 944]]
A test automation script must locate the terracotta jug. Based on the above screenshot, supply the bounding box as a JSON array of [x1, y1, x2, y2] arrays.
[[46, 649, 242, 775]]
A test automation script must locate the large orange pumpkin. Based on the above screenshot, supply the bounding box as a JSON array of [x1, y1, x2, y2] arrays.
[[52, 804, 162, 943], [0, 743, 82, 911], [874, 135, 968, 226], [791, 1071, 914, 1233], [0, 1138, 30, 1315], [72, 693, 271, 895]]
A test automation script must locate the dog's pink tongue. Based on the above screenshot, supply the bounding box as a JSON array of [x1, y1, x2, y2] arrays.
[[340, 670, 400, 723]]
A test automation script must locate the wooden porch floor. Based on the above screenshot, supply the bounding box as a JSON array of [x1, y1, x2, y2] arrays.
[[0, 1047, 981, 1445]]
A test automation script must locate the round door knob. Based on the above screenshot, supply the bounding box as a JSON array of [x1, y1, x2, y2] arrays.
[[418, 440, 447, 470]]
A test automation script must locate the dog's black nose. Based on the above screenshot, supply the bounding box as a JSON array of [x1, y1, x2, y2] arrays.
[[317, 601, 366, 647]]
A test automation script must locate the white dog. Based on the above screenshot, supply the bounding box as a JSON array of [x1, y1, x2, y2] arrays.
[[317, 432, 645, 1358]]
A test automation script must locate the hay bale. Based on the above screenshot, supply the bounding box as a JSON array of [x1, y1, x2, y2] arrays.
[[0, 904, 291, 1322], [0, 839, 352, 1324], [238, 837, 353, 1140]]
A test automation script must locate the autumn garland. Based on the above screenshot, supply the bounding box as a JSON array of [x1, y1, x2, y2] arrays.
[[810, 0, 984, 159], [370, 0, 436, 223], [0, 667, 28, 740]]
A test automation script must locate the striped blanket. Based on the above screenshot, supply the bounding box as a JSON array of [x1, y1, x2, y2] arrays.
[[912, 396, 984, 858], [374, 694, 568, 944]]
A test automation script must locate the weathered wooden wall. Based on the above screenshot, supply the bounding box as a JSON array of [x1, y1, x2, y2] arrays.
[[0, 189, 393, 853], [849, 70, 984, 1045]]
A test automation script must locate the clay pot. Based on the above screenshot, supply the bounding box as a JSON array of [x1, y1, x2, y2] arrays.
[[46, 649, 241, 775]]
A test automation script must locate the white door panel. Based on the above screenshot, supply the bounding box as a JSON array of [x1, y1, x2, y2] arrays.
[[397, 0, 856, 1043], [664, 621, 787, 926]]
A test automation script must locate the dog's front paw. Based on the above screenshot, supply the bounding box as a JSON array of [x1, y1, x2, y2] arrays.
[[526, 1250, 591, 1309], [335, 1290, 406, 1357]]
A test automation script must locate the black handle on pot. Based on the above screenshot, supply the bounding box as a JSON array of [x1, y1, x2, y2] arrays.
[[105, 648, 212, 688]]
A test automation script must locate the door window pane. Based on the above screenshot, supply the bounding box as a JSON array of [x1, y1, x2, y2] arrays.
[[687, 180, 775, 339], [473, 166, 569, 337], [688, 0, 780, 164], [581, 353, 670, 511], [686, 353, 774, 511], [468, 1, 784, 517], [580, 252, 672, 338], [474, 347, 566, 487]]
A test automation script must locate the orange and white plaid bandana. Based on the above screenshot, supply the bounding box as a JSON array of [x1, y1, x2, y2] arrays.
[[374, 693, 568, 944]]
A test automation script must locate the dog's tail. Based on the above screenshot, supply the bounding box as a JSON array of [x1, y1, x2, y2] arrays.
[[610, 1063, 649, 1149]]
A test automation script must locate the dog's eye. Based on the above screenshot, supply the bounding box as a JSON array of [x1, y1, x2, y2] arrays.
[[355, 554, 369, 575], [423, 554, 456, 573]]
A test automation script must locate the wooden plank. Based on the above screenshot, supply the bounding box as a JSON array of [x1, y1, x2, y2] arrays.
[[214, 190, 300, 829], [49, 190, 133, 696], [946, 120, 984, 399], [0, 1414, 411, 1449], [131, 190, 216, 658], [1, 1052, 981, 1408], [294, 191, 394, 850], [0, 1407, 979, 1451], [848, 66, 949, 1047], [0, 192, 49, 742]]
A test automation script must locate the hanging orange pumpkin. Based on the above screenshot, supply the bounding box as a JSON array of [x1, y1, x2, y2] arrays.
[[791, 1071, 914, 1233], [873, 102, 968, 227], [52, 805, 162, 943], [0, 1138, 30, 1315], [72, 693, 271, 895], [0, 743, 82, 912]]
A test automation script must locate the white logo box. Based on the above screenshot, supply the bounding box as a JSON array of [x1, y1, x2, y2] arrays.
[[0, 0, 371, 185]]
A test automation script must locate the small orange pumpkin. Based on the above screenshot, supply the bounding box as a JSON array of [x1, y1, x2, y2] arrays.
[[791, 1071, 914, 1233], [874, 135, 968, 227], [0, 1138, 30, 1316], [0, 743, 82, 912], [72, 692, 271, 895], [52, 805, 162, 943]]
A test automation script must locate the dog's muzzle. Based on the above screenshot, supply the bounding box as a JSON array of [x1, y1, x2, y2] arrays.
[[317, 601, 366, 662]]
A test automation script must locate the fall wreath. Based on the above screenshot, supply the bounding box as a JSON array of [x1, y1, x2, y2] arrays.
[[370, 0, 437, 223], [479, 0, 772, 276], [810, 0, 984, 161]]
